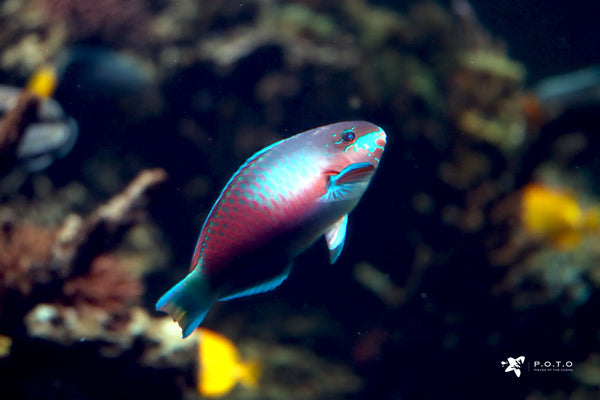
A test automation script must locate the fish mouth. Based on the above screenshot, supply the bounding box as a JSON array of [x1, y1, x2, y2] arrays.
[[375, 128, 386, 146], [370, 126, 387, 148]]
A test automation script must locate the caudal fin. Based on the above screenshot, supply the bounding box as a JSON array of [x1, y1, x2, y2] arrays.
[[156, 269, 216, 338], [239, 360, 262, 389], [583, 207, 600, 231]]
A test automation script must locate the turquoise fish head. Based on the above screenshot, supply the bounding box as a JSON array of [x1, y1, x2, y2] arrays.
[[312, 121, 386, 173]]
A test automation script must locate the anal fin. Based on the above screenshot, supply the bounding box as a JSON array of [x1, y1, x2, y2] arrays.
[[219, 264, 292, 301]]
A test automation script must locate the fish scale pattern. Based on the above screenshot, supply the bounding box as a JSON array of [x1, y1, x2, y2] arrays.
[[192, 144, 326, 274]]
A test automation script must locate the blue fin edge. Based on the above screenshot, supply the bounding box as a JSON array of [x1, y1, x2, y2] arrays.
[[320, 162, 374, 202], [156, 269, 215, 338], [325, 214, 348, 264], [219, 265, 292, 301]]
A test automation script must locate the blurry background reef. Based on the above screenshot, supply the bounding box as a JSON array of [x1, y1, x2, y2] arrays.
[[1, 0, 600, 399]]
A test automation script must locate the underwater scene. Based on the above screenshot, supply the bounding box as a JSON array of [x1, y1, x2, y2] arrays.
[[1, 0, 599, 399]]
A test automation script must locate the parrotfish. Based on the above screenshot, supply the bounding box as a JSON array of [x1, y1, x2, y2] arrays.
[[157, 121, 387, 337]]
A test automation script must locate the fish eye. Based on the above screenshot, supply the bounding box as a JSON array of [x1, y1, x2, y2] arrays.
[[342, 129, 355, 142]]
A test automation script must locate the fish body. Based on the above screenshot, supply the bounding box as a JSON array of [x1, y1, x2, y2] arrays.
[[524, 65, 600, 131], [0, 63, 78, 172], [522, 183, 600, 248], [196, 328, 260, 398], [26, 65, 58, 99], [0, 334, 11, 358], [157, 121, 386, 337], [534, 65, 600, 110]]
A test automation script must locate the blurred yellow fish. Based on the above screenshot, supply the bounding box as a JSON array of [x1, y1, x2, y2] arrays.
[[0, 334, 12, 358], [521, 183, 600, 248], [196, 328, 261, 398], [26, 65, 58, 99]]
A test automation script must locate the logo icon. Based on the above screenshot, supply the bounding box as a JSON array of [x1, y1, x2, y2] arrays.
[[501, 356, 525, 377]]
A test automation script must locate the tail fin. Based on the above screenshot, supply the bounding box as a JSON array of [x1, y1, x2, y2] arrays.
[[156, 269, 216, 338], [239, 360, 262, 389], [583, 207, 600, 231]]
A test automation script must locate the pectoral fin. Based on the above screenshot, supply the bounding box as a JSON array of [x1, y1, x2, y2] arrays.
[[325, 214, 348, 264], [319, 162, 375, 202]]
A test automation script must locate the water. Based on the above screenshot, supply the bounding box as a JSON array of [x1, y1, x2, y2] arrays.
[[0, 0, 599, 399]]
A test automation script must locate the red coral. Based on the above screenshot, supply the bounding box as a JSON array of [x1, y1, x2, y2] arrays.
[[0, 217, 57, 298], [63, 253, 143, 311]]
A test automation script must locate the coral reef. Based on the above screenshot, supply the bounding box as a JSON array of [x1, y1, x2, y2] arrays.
[[0, 0, 598, 399], [0, 168, 168, 336], [35, 0, 153, 46], [237, 340, 362, 400]]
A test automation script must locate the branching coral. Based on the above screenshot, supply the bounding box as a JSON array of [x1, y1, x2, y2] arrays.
[[53, 168, 168, 273], [445, 0, 526, 152], [62, 254, 143, 311]]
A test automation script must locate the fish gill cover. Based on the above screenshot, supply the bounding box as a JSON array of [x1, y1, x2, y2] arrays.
[[0, 0, 599, 399]]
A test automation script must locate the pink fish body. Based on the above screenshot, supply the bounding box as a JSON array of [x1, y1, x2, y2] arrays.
[[157, 121, 386, 337]]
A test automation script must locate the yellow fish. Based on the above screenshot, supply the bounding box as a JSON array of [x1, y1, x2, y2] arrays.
[[26, 65, 58, 99], [196, 328, 261, 398], [0, 334, 12, 358], [521, 183, 600, 248]]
